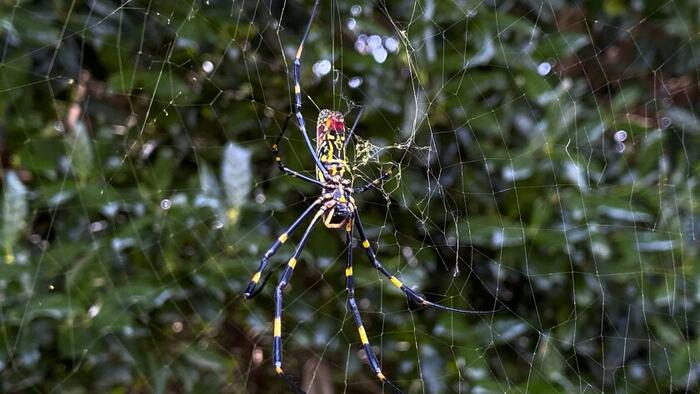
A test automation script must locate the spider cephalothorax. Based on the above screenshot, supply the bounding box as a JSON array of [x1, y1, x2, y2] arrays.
[[242, 2, 496, 393], [320, 175, 355, 230]]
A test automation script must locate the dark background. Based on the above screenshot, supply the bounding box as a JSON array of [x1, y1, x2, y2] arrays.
[[1, 0, 699, 393]]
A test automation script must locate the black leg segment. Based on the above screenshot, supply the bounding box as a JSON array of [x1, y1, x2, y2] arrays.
[[354, 214, 496, 315], [244, 199, 322, 298], [344, 225, 404, 393], [272, 113, 324, 187], [291, 0, 330, 180], [272, 209, 324, 392]]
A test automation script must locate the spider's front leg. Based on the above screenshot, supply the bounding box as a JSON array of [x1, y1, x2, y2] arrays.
[[272, 113, 324, 187], [290, 0, 330, 181]]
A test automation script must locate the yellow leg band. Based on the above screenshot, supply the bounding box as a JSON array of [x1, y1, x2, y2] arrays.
[[362, 240, 370, 248], [345, 267, 353, 277], [278, 233, 288, 243], [288, 258, 297, 268], [358, 325, 369, 344], [377, 372, 386, 380], [251, 271, 261, 284], [390, 276, 403, 289], [274, 317, 281, 337]]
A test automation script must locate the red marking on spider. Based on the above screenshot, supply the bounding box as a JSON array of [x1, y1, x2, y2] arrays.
[[330, 117, 345, 133]]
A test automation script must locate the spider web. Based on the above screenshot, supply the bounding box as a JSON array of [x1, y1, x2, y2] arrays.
[[1, 0, 698, 393]]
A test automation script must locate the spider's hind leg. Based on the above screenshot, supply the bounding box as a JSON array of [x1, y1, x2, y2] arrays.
[[243, 198, 322, 299], [354, 213, 496, 315], [272, 209, 324, 393], [344, 224, 404, 393]]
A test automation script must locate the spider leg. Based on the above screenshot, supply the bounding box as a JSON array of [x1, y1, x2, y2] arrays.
[[354, 214, 495, 315], [353, 169, 393, 194], [292, 0, 331, 181], [343, 106, 364, 152], [273, 208, 324, 392], [273, 113, 324, 187], [244, 198, 322, 299], [342, 107, 393, 194], [344, 225, 404, 393]]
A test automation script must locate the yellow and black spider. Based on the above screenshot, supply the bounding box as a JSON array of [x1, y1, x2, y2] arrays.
[[243, 1, 493, 392]]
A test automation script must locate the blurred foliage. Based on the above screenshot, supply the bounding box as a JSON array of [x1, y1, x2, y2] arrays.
[[1, 0, 699, 393]]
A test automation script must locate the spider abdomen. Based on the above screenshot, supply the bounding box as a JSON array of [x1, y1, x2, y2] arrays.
[[316, 109, 350, 181]]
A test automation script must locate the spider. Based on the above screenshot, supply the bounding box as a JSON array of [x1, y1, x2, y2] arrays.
[[243, 2, 494, 392]]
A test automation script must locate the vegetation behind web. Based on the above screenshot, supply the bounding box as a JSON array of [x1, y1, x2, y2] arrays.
[[0, 0, 698, 392]]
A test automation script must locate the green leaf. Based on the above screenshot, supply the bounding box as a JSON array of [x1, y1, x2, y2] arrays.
[[221, 141, 252, 225], [182, 346, 229, 373], [665, 107, 700, 133], [195, 161, 223, 223], [64, 121, 94, 183], [2, 170, 28, 264], [464, 34, 495, 69]]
